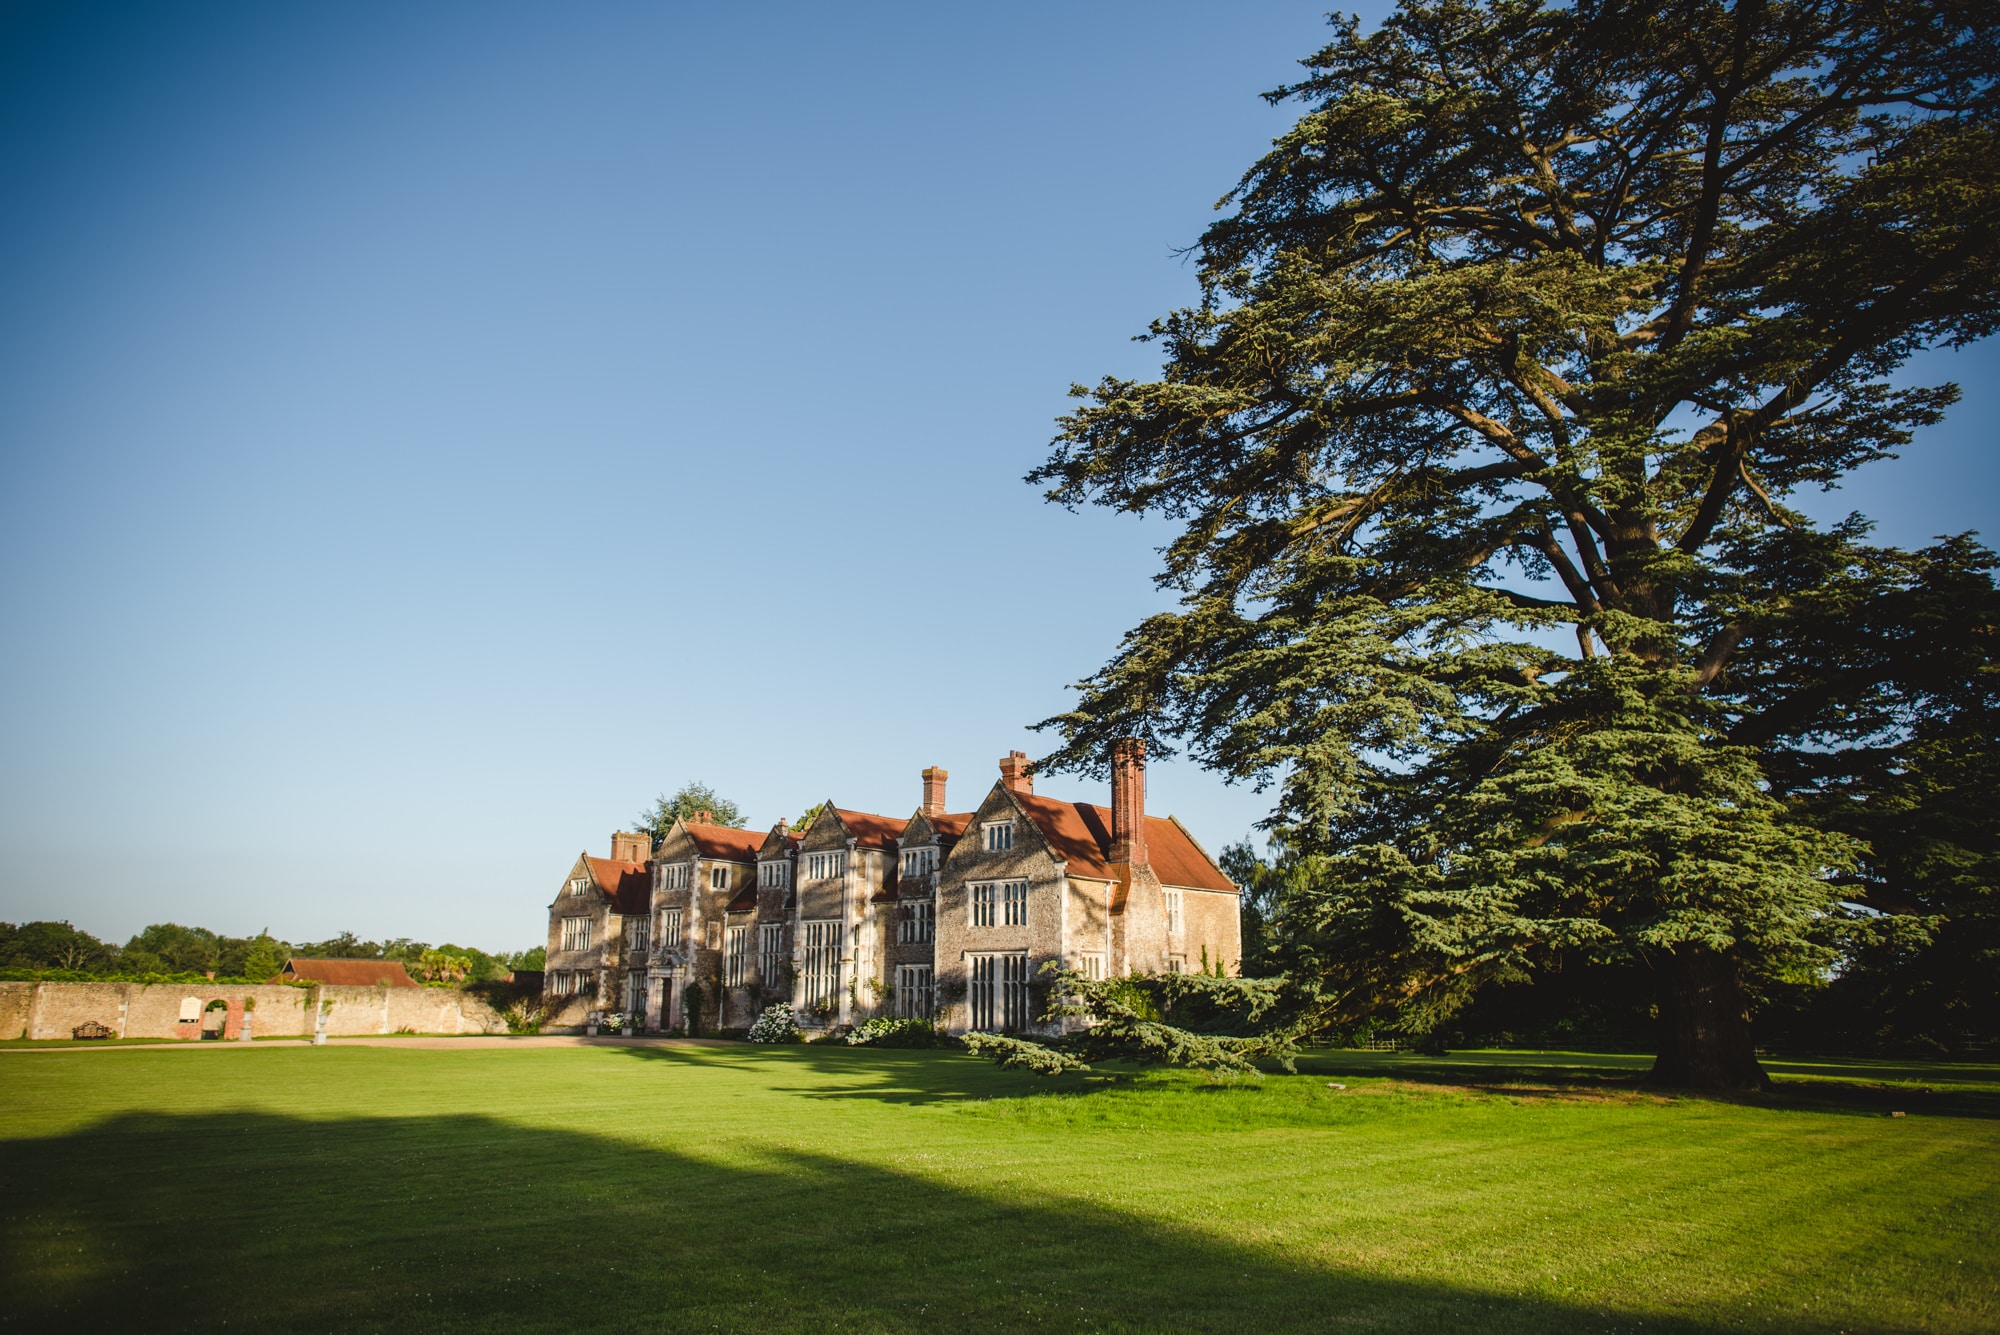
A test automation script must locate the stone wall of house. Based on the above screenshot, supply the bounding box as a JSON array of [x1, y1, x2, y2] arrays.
[[542, 992, 596, 1031], [852, 847, 894, 1021], [546, 855, 611, 1000], [1180, 886, 1243, 976], [752, 841, 794, 1023], [882, 875, 938, 982], [0, 981, 506, 1040], [1064, 876, 1115, 975], [1120, 864, 1171, 977]]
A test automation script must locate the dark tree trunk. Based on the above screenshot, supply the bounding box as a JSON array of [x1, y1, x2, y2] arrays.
[[1647, 946, 1771, 1092]]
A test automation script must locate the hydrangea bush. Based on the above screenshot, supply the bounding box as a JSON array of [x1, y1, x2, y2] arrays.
[[747, 1003, 802, 1043], [845, 1016, 943, 1048]]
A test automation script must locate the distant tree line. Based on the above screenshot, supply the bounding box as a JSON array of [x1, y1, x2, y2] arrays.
[[0, 920, 544, 986]]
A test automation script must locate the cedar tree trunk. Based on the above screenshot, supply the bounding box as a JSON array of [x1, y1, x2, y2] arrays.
[[1648, 946, 1771, 1092]]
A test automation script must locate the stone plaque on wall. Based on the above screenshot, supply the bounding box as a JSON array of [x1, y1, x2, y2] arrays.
[[179, 996, 202, 1022]]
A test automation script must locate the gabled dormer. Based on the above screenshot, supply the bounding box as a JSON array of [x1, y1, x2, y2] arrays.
[[896, 766, 974, 883]]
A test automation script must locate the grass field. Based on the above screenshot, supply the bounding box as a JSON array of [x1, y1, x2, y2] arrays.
[[1, 1042, 1994, 1332]]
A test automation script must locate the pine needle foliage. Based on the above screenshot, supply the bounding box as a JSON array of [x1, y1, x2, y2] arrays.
[[1027, 0, 2000, 1089], [963, 967, 1299, 1078]]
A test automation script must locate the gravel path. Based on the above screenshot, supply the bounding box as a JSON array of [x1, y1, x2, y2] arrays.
[[0, 1034, 737, 1052]]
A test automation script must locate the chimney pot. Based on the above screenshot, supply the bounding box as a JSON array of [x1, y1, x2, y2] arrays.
[[1109, 739, 1148, 867], [998, 751, 1033, 795], [696, 809, 711, 825], [921, 765, 949, 816]]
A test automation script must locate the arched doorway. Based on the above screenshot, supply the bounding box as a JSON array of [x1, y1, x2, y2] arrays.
[[200, 998, 228, 1040]]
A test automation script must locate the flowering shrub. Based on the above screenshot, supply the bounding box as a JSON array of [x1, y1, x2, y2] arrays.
[[503, 998, 550, 1035], [747, 1003, 802, 1043], [596, 1011, 629, 1034], [846, 1016, 944, 1048]]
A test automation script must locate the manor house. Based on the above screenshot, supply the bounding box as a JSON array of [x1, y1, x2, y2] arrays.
[[541, 743, 1240, 1034]]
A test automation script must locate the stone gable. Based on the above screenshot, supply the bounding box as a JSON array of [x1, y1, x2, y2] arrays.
[[932, 781, 1072, 1033]]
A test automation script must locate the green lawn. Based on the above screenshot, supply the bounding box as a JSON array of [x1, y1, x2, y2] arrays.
[[1, 1044, 1993, 1332]]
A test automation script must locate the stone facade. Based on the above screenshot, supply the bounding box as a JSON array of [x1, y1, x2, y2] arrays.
[[642, 818, 766, 1033], [544, 744, 1241, 1037], [543, 838, 652, 1025], [787, 804, 905, 1027]]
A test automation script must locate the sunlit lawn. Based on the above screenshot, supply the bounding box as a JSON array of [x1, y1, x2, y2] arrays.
[[1, 1041, 1994, 1332]]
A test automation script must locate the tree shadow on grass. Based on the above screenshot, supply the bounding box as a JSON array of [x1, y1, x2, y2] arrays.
[[615, 1044, 2000, 1121], [608, 1040, 1112, 1105], [1289, 1051, 2000, 1119], [0, 1107, 1776, 1335]]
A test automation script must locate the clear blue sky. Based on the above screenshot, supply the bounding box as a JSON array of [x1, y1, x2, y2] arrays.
[[2, 2, 1993, 952]]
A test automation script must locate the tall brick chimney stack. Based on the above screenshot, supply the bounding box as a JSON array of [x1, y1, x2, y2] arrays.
[[998, 751, 1033, 795], [921, 766, 949, 816], [611, 831, 650, 863], [1109, 739, 1148, 868], [696, 809, 712, 825]]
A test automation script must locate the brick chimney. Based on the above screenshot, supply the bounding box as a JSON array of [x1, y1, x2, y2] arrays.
[[921, 766, 948, 816], [998, 750, 1033, 796], [1109, 739, 1147, 868], [695, 809, 711, 825], [611, 830, 651, 863]]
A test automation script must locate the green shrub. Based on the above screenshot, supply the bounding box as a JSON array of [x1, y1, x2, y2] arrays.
[[846, 1016, 946, 1048]]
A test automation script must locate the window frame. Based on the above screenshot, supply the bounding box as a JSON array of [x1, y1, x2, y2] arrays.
[[1002, 880, 1028, 926], [800, 919, 843, 1011], [982, 821, 1014, 852], [968, 952, 1030, 1031], [725, 924, 751, 987], [896, 964, 935, 1019], [898, 898, 935, 944], [758, 922, 786, 984]]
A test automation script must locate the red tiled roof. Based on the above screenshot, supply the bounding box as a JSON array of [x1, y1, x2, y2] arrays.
[[899, 810, 975, 843], [276, 958, 419, 988], [584, 856, 652, 914], [832, 807, 905, 850], [1009, 792, 1235, 893], [685, 824, 765, 861]]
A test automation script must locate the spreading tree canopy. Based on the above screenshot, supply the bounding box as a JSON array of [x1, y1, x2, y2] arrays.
[[635, 782, 746, 842], [1031, 0, 2000, 1089]]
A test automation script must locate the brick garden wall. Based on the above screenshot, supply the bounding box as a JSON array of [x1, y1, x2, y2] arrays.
[[0, 981, 507, 1040]]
